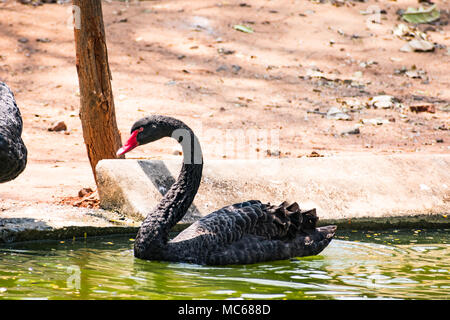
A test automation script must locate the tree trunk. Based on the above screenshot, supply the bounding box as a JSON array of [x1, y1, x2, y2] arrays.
[[73, 0, 123, 183]]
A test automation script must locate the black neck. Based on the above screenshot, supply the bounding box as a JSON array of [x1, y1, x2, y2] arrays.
[[134, 121, 203, 259]]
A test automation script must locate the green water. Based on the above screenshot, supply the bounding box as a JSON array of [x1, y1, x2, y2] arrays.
[[0, 229, 448, 300]]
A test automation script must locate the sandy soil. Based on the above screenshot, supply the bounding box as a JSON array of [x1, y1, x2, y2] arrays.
[[0, 0, 449, 205]]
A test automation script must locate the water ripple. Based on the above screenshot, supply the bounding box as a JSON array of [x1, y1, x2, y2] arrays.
[[0, 230, 448, 299]]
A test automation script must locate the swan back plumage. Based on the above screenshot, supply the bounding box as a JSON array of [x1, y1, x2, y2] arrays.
[[0, 82, 27, 183]]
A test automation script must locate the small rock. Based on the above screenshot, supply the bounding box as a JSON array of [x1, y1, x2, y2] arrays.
[[436, 138, 444, 143], [18, 37, 29, 43], [400, 39, 434, 52], [231, 65, 242, 73], [326, 107, 352, 121], [361, 118, 389, 125], [341, 127, 360, 135], [370, 95, 397, 109], [48, 121, 67, 132], [439, 105, 450, 112], [217, 48, 235, 55], [353, 71, 363, 78], [405, 70, 423, 79], [266, 149, 280, 157], [216, 65, 228, 72], [307, 151, 324, 158], [78, 187, 94, 198], [36, 38, 51, 43], [165, 80, 177, 86], [336, 98, 365, 112]]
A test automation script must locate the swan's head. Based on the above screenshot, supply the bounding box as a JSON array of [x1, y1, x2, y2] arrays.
[[117, 115, 188, 156]]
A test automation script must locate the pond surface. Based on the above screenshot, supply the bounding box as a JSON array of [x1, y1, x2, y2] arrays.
[[0, 229, 448, 300]]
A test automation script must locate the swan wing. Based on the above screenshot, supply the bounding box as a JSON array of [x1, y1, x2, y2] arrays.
[[205, 226, 335, 265], [172, 200, 320, 245], [169, 200, 335, 264]]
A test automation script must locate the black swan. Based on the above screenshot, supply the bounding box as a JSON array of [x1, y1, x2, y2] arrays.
[[117, 115, 336, 265], [0, 82, 27, 183]]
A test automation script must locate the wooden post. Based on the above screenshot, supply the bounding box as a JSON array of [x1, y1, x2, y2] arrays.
[[72, 0, 123, 183]]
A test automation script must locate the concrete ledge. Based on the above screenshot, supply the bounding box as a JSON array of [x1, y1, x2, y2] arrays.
[[96, 154, 450, 223], [319, 214, 449, 230], [0, 202, 139, 244]]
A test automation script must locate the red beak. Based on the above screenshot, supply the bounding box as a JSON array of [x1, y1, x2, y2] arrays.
[[117, 129, 140, 156]]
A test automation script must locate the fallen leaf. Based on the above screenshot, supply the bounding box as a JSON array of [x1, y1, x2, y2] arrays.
[[409, 105, 436, 113], [233, 25, 254, 33], [402, 5, 440, 24], [393, 23, 426, 40]]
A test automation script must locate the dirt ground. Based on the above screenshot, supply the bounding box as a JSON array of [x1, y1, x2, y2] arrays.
[[0, 0, 449, 206]]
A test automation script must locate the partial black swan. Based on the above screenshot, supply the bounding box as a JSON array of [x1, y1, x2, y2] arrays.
[[117, 115, 336, 265], [0, 82, 27, 183]]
